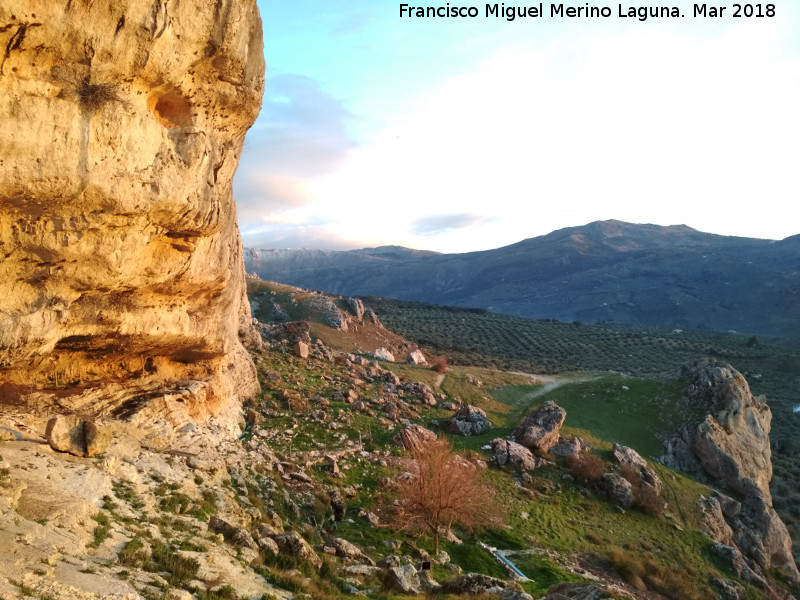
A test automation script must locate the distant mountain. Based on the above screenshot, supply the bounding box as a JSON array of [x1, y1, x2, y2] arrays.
[[244, 220, 800, 337]]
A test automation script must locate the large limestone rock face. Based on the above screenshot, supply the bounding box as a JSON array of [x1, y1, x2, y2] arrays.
[[0, 0, 264, 425], [664, 359, 799, 582]]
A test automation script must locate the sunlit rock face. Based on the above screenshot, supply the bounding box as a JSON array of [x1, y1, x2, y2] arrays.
[[0, 0, 264, 427]]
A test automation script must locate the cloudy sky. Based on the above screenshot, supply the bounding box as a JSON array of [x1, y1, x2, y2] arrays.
[[237, 1, 800, 253]]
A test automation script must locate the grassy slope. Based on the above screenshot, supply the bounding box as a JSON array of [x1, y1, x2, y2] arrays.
[[366, 296, 800, 561]]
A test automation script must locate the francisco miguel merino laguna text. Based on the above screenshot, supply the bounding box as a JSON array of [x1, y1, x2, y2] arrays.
[[399, 3, 777, 21]]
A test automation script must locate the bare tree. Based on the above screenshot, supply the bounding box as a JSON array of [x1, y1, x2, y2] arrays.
[[381, 436, 502, 554]]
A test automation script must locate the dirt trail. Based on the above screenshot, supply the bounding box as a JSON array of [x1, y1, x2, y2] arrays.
[[515, 374, 600, 406]]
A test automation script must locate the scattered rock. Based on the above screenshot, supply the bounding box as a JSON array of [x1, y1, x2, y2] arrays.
[[293, 340, 310, 359], [382, 564, 421, 595], [439, 573, 525, 596], [257, 536, 280, 557], [343, 564, 382, 577], [444, 405, 492, 437], [711, 543, 767, 587], [377, 555, 401, 569], [513, 401, 566, 453], [490, 438, 536, 471], [600, 473, 633, 509], [539, 582, 617, 599], [550, 436, 588, 459], [406, 349, 427, 365], [374, 347, 395, 362], [612, 443, 661, 493], [272, 531, 322, 569], [330, 537, 375, 565], [712, 577, 747, 600], [394, 424, 437, 451]]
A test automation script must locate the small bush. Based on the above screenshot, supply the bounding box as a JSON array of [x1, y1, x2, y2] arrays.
[[431, 356, 448, 374], [567, 453, 606, 483]]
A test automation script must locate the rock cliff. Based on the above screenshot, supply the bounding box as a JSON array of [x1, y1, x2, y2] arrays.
[[0, 0, 264, 428], [662, 358, 799, 583]]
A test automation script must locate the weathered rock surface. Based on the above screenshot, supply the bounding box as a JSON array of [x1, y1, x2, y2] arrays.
[[374, 347, 395, 362], [490, 438, 537, 471], [550, 436, 588, 459], [0, 0, 264, 427], [443, 405, 492, 436], [46, 415, 112, 458], [599, 473, 633, 509], [663, 359, 799, 582], [272, 531, 322, 569], [611, 443, 661, 494], [382, 564, 421, 595], [394, 424, 437, 451], [406, 349, 427, 365], [439, 573, 526, 596], [513, 401, 566, 453], [539, 582, 621, 600]]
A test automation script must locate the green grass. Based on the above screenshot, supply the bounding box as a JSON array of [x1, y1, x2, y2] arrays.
[[535, 375, 688, 458], [88, 512, 111, 548]]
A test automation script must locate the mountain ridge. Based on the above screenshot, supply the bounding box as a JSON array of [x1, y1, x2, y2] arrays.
[[244, 220, 800, 338]]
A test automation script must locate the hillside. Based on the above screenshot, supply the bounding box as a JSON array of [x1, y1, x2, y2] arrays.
[[244, 220, 800, 338], [1, 284, 799, 599]]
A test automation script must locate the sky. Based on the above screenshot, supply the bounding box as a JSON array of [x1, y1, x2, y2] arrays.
[[236, 1, 800, 253]]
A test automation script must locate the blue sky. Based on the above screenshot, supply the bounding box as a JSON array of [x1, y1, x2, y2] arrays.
[[236, 1, 800, 252]]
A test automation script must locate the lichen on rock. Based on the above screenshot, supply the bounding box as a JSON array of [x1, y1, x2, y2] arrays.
[[0, 0, 265, 428]]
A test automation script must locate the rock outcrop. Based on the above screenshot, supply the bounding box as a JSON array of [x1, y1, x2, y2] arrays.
[[663, 359, 799, 582], [0, 0, 265, 428]]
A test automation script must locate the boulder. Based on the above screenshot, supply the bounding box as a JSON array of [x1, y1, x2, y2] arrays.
[[550, 436, 588, 459], [256, 536, 280, 557], [394, 424, 437, 451], [45, 416, 112, 458], [491, 438, 537, 471], [272, 531, 322, 569], [406, 350, 427, 365], [374, 347, 395, 362], [513, 401, 566, 452], [600, 473, 633, 509], [330, 537, 374, 565], [209, 515, 257, 549], [444, 405, 492, 437], [293, 341, 310, 359], [377, 555, 401, 569], [611, 444, 661, 494], [382, 564, 420, 595]]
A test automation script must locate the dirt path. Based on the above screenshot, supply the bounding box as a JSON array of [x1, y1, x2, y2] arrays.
[[434, 373, 446, 388], [513, 374, 600, 407]]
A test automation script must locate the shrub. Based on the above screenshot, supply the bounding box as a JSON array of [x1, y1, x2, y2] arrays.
[[567, 453, 606, 483], [431, 356, 448, 374]]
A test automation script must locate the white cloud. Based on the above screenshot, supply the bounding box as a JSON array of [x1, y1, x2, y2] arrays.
[[239, 13, 800, 251]]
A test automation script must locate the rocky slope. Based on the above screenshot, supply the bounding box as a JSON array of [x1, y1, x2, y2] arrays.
[[244, 220, 800, 337], [0, 0, 264, 426]]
